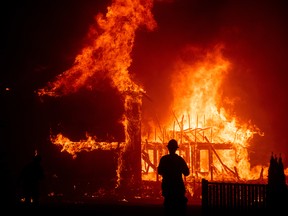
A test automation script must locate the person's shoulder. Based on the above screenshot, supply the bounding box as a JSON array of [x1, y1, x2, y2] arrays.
[[160, 154, 171, 162], [161, 154, 169, 159], [176, 154, 186, 161]]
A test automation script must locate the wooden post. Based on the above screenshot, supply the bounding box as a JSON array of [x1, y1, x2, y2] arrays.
[[119, 91, 142, 196], [202, 178, 209, 209]]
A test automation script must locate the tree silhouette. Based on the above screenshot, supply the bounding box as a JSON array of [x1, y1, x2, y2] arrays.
[[267, 152, 287, 209]]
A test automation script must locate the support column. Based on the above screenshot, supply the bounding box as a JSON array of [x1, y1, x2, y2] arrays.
[[118, 91, 142, 196]]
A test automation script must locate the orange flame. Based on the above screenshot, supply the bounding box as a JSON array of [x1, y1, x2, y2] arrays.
[[37, 0, 272, 184], [155, 44, 265, 181], [38, 0, 157, 190], [51, 133, 123, 159], [37, 0, 156, 96]]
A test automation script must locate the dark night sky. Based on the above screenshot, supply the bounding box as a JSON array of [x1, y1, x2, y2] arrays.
[[1, 0, 288, 176]]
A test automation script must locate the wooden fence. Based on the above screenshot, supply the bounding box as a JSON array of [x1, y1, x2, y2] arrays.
[[201, 179, 267, 210]]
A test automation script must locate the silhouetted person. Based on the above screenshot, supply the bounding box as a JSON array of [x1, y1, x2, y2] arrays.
[[157, 139, 190, 216], [20, 154, 44, 207]]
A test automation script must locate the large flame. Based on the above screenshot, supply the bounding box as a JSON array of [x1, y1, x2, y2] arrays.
[[37, 0, 156, 96], [141, 44, 266, 183], [150, 44, 265, 181], [38, 0, 157, 191], [37, 0, 274, 185]]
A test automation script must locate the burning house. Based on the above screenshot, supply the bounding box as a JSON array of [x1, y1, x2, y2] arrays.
[[35, 0, 271, 202]]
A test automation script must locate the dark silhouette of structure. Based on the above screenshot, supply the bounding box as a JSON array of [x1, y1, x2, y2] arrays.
[[267, 152, 287, 209], [19, 154, 44, 207], [0, 154, 17, 208], [157, 139, 190, 215]]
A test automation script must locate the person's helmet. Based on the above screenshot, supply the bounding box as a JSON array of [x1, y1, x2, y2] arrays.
[[167, 139, 179, 150]]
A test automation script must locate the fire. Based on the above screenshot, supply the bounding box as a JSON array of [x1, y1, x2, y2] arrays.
[[37, 0, 156, 96], [142, 44, 265, 181], [37, 0, 273, 198], [168, 44, 259, 144], [51, 133, 122, 159], [38, 0, 157, 192], [141, 44, 267, 180]]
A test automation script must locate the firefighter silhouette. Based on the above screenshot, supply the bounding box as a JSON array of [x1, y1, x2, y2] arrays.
[[157, 139, 190, 215]]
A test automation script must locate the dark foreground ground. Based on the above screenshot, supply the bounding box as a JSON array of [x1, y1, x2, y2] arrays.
[[2, 196, 198, 215], [10, 203, 202, 216], [5, 199, 270, 216]]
